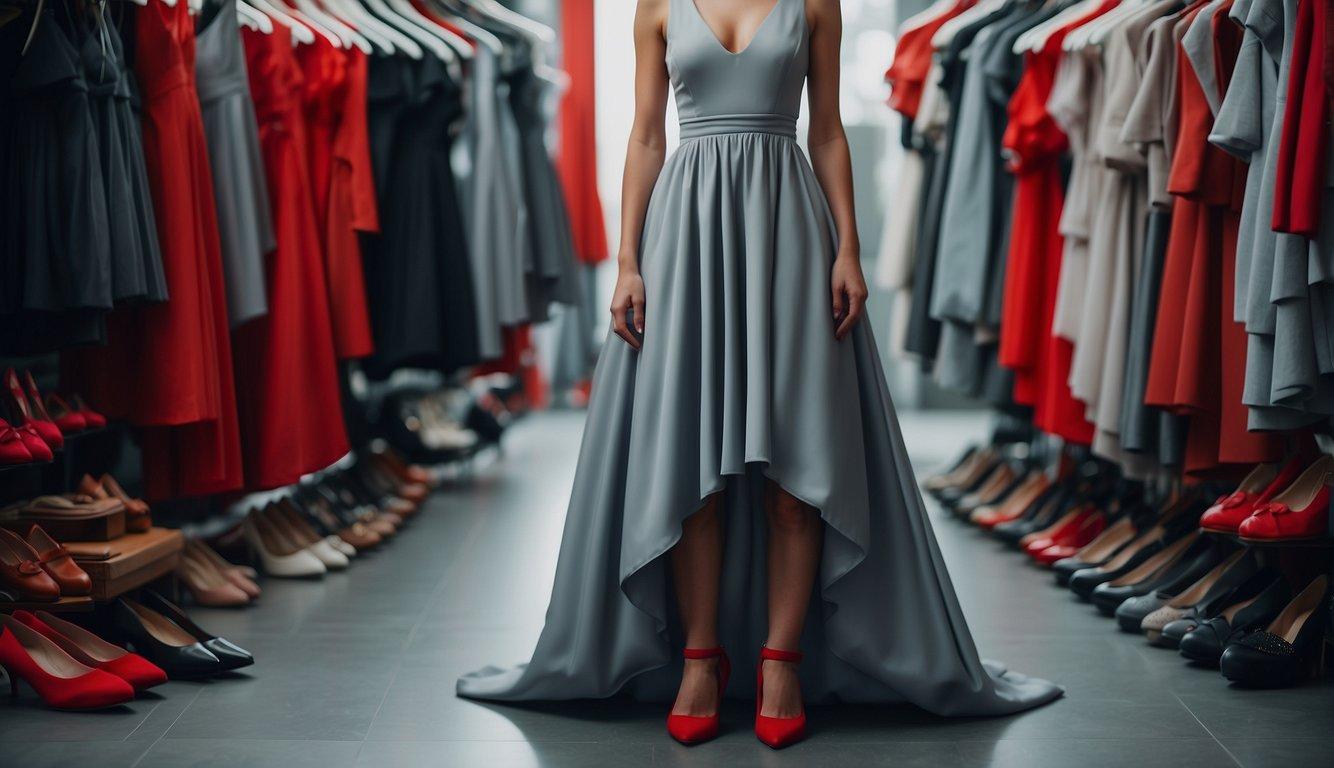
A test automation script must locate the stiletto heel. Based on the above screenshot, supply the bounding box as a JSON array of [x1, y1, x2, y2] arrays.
[[666, 646, 730, 745], [0, 615, 135, 709], [755, 646, 806, 749]]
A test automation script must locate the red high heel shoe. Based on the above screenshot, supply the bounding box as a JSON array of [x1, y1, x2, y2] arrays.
[[755, 646, 806, 749], [70, 394, 107, 429], [0, 614, 136, 710], [42, 393, 87, 433], [1200, 457, 1305, 534], [4, 368, 61, 451], [0, 418, 34, 465], [1021, 507, 1093, 556], [1032, 513, 1107, 566], [667, 647, 730, 745], [1238, 456, 1334, 542], [13, 611, 167, 692]]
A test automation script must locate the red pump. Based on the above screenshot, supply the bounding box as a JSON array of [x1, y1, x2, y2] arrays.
[[755, 646, 806, 749], [666, 646, 731, 745]]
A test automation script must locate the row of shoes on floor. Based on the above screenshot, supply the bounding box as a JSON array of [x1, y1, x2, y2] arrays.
[[930, 446, 1333, 548], [382, 386, 490, 460], [0, 589, 252, 710], [0, 368, 107, 465], [241, 450, 437, 578], [926, 446, 1334, 689], [176, 539, 262, 608]]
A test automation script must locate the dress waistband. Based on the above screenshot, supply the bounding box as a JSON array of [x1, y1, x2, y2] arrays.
[[678, 113, 797, 140]]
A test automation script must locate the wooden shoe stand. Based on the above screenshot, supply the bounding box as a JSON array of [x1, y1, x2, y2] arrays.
[[0, 423, 183, 613]]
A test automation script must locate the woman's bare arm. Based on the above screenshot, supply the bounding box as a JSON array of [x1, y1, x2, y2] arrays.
[[806, 0, 868, 340], [609, 0, 671, 350]]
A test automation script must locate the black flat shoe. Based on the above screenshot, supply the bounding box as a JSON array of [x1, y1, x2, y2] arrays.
[[139, 590, 253, 672], [114, 598, 224, 679], [1178, 571, 1291, 665], [1220, 575, 1330, 688]]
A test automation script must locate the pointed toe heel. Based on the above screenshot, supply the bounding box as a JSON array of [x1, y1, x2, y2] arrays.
[[755, 646, 807, 749], [666, 647, 730, 745]]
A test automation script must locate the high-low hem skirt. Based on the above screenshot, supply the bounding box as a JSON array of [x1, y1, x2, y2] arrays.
[[456, 132, 1062, 717]]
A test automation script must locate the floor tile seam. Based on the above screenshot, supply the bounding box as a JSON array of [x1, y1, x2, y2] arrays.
[[1170, 690, 1244, 768], [129, 686, 205, 768]]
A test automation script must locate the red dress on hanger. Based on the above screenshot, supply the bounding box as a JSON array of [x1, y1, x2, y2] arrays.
[[1147, 4, 1280, 475], [298, 38, 377, 359], [67, 0, 243, 500], [998, 11, 1108, 446], [1271, 0, 1329, 238], [237, 25, 349, 490], [885, 0, 967, 121], [556, 0, 609, 264]]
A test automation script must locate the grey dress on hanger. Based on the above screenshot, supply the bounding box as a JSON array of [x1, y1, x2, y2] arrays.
[[457, 0, 1062, 717], [507, 42, 581, 321], [462, 41, 526, 350], [195, 0, 273, 327]]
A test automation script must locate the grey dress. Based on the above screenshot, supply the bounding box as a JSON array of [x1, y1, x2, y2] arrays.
[[195, 0, 272, 327], [457, 0, 1062, 717]]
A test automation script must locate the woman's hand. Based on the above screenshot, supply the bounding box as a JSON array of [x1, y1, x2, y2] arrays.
[[610, 267, 647, 350], [831, 253, 868, 341]]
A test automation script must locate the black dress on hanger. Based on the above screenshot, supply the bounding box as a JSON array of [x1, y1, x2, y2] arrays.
[[361, 49, 479, 378]]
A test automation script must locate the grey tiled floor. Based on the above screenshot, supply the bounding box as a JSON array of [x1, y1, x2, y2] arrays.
[[3, 412, 1332, 767]]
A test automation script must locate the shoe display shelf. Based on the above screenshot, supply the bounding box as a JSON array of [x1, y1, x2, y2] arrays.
[[65, 528, 184, 602], [0, 528, 183, 611]]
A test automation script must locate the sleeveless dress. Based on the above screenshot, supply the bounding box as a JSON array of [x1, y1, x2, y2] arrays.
[[68, 0, 245, 500], [234, 24, 348, 491], [456, 0, 1061, 717]]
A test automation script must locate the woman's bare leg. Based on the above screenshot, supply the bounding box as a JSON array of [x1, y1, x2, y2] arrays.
[[669, 494, 724, 717], [762, 484, 821, 718]]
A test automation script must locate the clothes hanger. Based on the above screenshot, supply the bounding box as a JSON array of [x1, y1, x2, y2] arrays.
[[900, 0, 966, 35], [318, 0, 407, 56], [250, 0, 316, 43], [1015, 0, 1100, 52], [1087, 0, 1161, 46], [1064, 0, 1147, 51], [288, 0, 371, 52], [285, 2, 348, 47], [931, 0, 1007, 49], [428, 0, 502, 55], [239, 0, 274, 31], [383, 0, 471, 59], [361, 0, 456, 62], [466, 0, 553, 45]]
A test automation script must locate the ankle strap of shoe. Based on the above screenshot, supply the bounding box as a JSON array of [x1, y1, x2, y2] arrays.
[[760, 646, 803, 663], [682, 647, 725, 660]]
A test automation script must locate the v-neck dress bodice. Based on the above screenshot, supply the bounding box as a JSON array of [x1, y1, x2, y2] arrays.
[[457, 0, 1062, 719], [667, 0, 806, 138]]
